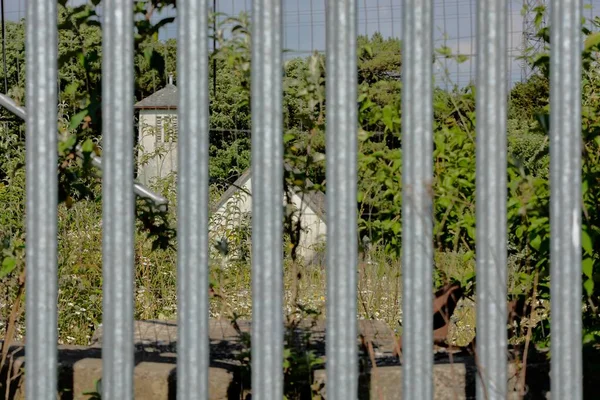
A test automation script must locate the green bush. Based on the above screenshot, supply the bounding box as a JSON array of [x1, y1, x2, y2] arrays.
[[4, 2, 600, 362]]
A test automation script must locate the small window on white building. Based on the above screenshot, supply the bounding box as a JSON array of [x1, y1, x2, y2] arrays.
[[155, 116, 163, 143]]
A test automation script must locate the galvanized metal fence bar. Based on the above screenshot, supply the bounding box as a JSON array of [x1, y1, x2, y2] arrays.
[[0, 93, 25, 119], [25, 0, 58, 397], [475, 1, 508, 399], [101, 0, 135, 398], [550, 0, 583, 398], [10, 2, 590, 399], [325, 1, 359, 398], [177, 0, 210, 398], [251, 0, 284, 398], [401, 1, 434, 398]]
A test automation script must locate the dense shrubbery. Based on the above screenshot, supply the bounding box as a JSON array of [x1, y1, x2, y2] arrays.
[[2, 1, 600, 369]]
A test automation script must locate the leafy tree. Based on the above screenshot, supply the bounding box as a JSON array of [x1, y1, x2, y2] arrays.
[[357, 32, 401, 86], [508, 73, 550, 121], [0, 1, 180, 258], [5, 0, 600, 358]]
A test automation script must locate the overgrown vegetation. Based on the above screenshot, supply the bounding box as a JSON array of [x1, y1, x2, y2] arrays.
[[1, 1, 600, 398]]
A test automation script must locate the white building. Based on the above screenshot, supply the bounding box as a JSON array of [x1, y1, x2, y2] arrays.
[[134, 78, 178, 186], [135, 82, 328, 264], [210, 165, 327, 265]]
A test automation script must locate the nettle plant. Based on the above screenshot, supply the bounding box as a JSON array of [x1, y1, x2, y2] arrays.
[[209, 191, 253, 266], [500, 5, 600, 346]]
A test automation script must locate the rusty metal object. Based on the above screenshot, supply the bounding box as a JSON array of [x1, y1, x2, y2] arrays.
[[393, 284, 541, 359], [394, 283, 464, 356]]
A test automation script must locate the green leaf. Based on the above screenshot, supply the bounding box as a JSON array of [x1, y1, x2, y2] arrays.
[[584, 278, 594, 297], [582, 229, 593, 256], [77, 51, 85, 67], [283, 133, 295, 144], [584, 32, 600, 52], [436, 45, 452, 57], [0, 256, 17, 279], [583, 257, 594, 279], [81, 138, 94, 153], [357, 191, 364, 203], [462, 251, 474, 262], [69, 109, 88, 130], [455, 54, 469, 64], [466, 225, 475, 241], [382, 106, 395, 131], [584, 332, 597, 344], [64, 82, 79, 97], [530, 234, 542, 251], [515, 225, 524, 239], [59, 134, 77, 155]]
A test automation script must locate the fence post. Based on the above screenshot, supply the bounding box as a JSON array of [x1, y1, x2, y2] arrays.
[[251, 1, 284, 398], [25, 0, 58, 397], [550, 0, 583, 398], [325, 1, 359, 398], [177, 0, 211, 399], [101, 0, 135, 398], [401, 0, 434, 397], [475, 1, 509, 398]]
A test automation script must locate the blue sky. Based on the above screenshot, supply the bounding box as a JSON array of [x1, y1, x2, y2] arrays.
[[4, 0, 600, 86]]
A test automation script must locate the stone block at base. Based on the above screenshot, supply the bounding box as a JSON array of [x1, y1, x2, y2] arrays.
[[71, 358, 234, 400], [0, 319, 562, 399], [313, 362, 546, 400]]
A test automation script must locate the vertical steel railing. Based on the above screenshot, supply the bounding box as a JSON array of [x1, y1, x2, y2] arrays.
[[251, 1, 284, 399], [25, 0, 58, 398], [18, 1, 590, 399], [101, 0, 135, 398], [550, 0, 583, 399], [475, 1, 509, 399], [401, 0, 434, 397], [325, 1, 359, 399], [177, 0, 210, 399]]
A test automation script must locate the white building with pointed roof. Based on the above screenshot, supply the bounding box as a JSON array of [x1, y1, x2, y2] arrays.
[[210, 164, 327, 265], [134, 77, 178, 186], [135, 80, 328, 264]]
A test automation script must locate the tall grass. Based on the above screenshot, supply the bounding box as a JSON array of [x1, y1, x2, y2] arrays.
[[1, 174, 540, 351], [48, 191, 483, 347]]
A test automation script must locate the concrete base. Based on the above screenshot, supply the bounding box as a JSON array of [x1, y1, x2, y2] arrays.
[[0, 319, 568, 399]]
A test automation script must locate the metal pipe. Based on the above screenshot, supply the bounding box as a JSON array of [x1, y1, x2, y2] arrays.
[[1, 0, 7, 94], [251, 0, 284, 398], [213, 0, 217, 101], [475, 1, 509, 398], [550, 0, 583, 398], [0, 92, 168, 211], [401, 0, 434, 397], [101, 0, 135, 397], [177, 0, 211, 398], [25, 0, 58, 397], [326, 0, 359, 398]]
